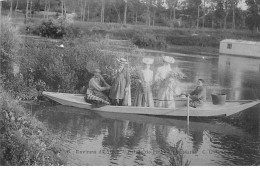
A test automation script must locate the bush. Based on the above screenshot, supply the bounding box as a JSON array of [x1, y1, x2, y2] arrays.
[[64, 24, 83, 39], [20, 35, 121, 92], [27, 16, 73, 39], [165, 35, 219, 47], [20, 39, 78, 92], [131, 30, 167, 49], [19, 34, 141, 94], [38, 18, 66, 38], [1, 74, 38, 100]]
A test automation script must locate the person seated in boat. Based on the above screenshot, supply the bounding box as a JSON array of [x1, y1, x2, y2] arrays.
[[183, 79, 206, 108], [109, 58, 130, 106], [133, 58, 154, 107], [84, 69, 111, 105], [154, 56, 181, 109]]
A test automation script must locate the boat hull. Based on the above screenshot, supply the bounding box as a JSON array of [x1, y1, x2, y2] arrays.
[[43, 92, 260, 117]]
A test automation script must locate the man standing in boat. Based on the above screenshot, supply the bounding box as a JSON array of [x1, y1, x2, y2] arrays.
[[109, 58, 130, 106]]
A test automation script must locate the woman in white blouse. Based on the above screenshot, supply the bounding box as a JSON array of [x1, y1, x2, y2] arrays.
[[154, 56, 180, 109], [133, 58, 154, 107]]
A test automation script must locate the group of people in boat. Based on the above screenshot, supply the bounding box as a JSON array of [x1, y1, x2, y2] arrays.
[[84, 55, 206, 109]]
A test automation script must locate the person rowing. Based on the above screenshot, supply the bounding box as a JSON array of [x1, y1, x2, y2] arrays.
[[181, 79, 206, 108], [84, 69, 111, 105]]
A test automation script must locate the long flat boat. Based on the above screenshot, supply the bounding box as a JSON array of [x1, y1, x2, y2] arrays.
[[43, 91, 260, 117]]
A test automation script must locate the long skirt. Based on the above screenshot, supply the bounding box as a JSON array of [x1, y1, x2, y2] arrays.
[[84, 89, 110, 105], [156, 86, 175, 109], [134, 83, 154, 107]]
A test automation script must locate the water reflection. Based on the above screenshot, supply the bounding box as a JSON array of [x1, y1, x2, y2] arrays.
[[218, 55, 260, 100], [33, 103, 259, 166], [33, 53, 260, 165]]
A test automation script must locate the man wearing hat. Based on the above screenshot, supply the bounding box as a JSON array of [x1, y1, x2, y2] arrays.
[[154, 56, 180, 109], [109, 58, 130, 106], [133, 57, 154, 107]]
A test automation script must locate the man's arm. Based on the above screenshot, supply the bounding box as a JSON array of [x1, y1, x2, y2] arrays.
[[196, 87, 205, 101], [99, 75, 111, 88], [189, 88, 196, 96], [89, 78, 106, 91]]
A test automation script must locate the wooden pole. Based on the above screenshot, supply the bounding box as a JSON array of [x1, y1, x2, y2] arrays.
[[187, 95, 190, 126], [127, 55, 131, 106]]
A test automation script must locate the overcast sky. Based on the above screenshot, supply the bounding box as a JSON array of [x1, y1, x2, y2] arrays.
[[238, 0, 248, 10]]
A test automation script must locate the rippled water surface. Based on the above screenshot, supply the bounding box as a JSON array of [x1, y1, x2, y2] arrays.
[[33, 54, 260, 165]]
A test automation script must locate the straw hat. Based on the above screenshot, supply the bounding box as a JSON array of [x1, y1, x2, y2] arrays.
[[142, 58, 154, 65], [162, 56, 175, 64], [117, 58, 128, 64]]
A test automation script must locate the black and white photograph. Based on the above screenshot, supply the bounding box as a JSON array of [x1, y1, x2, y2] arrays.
[[0, 0, 260, 166]]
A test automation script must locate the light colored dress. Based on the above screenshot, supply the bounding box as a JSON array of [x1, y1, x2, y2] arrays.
[[154, 65, 179, 109], [134, 69, 154, 107]]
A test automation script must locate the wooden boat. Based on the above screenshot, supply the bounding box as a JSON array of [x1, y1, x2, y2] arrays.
[[42, 91, 260, 117]]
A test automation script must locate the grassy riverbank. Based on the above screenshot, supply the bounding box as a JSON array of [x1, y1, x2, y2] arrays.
[[0, 16, 68, 166], [16, 18, 259, 57], [0, 87, 67, 165], [166, 45, 219, 56]]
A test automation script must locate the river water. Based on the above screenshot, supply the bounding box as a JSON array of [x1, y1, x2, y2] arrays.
[[33, 53, 260, 166]]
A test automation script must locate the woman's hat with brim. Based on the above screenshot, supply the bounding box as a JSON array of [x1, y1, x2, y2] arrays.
[[142, 58, 154, 65], [162, 55, 175, 64], [117, 58, 128, 64]]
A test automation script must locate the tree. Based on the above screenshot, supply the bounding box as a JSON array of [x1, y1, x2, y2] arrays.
[[9, 0, 13, 17], [206, 0, 218, 29], [123, 0, 127, 24], [245, 0, 260, 31], [25, 0, 29, 24], [144, 0, 153, 26], [127, 0, 145, 24], [15, 0, 18, 17], [183, 0, 202, 28], [100, 0, 105, 22], [166, 0, 179, 20]]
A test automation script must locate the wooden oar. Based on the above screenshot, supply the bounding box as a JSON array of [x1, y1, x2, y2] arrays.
[[127, 55, 131, 106], [187, 95, 190, 126]]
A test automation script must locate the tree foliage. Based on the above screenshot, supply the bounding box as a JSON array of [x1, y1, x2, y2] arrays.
[[1, 0, 260, 30], [245, 0, 260, 31]]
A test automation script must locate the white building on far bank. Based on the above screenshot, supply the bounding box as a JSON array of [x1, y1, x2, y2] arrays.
[[219, 39, 260, 58]]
